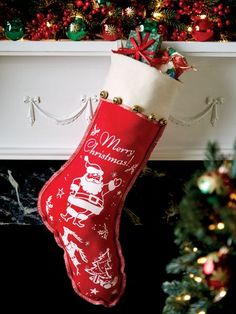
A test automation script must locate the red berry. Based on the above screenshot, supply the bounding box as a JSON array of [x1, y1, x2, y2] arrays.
[[34, 33, 41, 40], [225, 20, 230, 26], [36, 13, 44, 21], [47, 13, 53, 20], [75, 0, 83, 8], [218, 3, 224, 10], [44, 31, 49, 39], [53, 24, 59, 32], [224, 7, 230, 14], [101, 7, 106, 15]]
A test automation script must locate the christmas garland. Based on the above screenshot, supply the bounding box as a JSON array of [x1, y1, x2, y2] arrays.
[[0, 0, 236, 42]]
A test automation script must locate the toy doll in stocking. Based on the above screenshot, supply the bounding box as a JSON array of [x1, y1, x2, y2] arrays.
[[38, 30, 191, 307]]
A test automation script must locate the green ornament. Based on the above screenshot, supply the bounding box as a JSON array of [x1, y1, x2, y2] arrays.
[[5, 18, 24, 41], [66, 17, 87, 41], [96, 0, 110, 5], [140, 18, 158, 33]]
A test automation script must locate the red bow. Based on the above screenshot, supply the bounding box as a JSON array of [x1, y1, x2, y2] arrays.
[[113, 29, 158, 66]]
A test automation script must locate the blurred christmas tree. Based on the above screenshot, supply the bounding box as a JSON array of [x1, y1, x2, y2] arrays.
[[0, 0, 236, 41], [162, 142, 236, 314]]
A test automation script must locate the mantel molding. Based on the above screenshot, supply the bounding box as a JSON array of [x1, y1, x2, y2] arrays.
[[0, 147, 233, 161], [0, 40, 236, 57]]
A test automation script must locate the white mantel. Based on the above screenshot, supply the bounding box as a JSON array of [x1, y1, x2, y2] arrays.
[[0, 40, 236, 160], [1, 40, 236, 57]]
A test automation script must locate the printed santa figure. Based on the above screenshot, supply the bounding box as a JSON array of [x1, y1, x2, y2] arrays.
[[61, 156, 122, 228]]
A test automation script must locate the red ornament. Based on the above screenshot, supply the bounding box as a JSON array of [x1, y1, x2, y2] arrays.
[[203, 259, 215, 275], [192, 16, 214, 41], [101, 18, 121, 41], [75, 0, 83, 8], [203, 248, 231, 291]]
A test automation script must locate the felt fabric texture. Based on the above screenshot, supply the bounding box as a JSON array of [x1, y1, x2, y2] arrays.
[[103, 53, 180, 119]]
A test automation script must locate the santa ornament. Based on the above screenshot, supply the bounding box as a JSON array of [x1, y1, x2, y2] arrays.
[[38, 48, 182, 306]]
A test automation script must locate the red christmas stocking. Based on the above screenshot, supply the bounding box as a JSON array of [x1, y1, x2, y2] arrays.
[[38, 53, 180, 307]]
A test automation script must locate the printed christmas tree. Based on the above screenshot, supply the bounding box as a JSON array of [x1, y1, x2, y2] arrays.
[[85, 248, 116, 289]]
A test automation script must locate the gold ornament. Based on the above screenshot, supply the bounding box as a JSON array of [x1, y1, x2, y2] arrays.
[[155, 0, 165, 9], [132, 105, 143, 113], [152, 11, 163, 21], [229, 192, 236, 201], [124, 7, 136, 18], [105, 24, 117, 36], [158, 118, 167, 126], [148, 114, 156, 121], [113, 97, 122, 104], [152, 1, 165, 22], [228, 191, 236, 209], [100, 90, 109, 99], [44, 0, 57, 7]]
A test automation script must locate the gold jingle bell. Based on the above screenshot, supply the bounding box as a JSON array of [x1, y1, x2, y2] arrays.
[[132, 105, 143, 113], [158, 118, 167, 126], [148, 114, 156, 121], [113, 97, 122, 104], [100, 90, 109, 99]]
